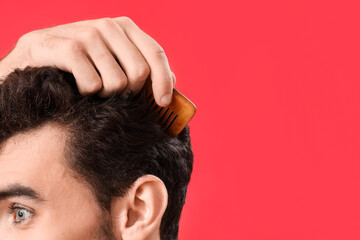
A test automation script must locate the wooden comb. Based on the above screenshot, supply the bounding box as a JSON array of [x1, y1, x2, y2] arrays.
[[144, 80, 197, 137]]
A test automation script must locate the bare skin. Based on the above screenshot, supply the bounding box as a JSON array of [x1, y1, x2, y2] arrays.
[[0, 125, 104, 239], [0, 17, 170, 239], [0, 124, 168, 240], [0, 17, 175, 106]]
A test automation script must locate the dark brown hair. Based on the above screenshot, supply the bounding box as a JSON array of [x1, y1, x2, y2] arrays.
[[0, 67, 193, 240]]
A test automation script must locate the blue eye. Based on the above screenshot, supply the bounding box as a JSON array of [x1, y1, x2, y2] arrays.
[[9, 205, 33, 224]]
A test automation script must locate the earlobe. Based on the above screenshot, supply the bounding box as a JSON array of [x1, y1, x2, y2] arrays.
[[110, 175, 168, 240]]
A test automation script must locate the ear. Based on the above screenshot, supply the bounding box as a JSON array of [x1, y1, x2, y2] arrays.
[[110, 175, 168, 240]]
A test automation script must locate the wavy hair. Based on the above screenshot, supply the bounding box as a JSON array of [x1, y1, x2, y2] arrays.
[[0, 67, 193, 240]]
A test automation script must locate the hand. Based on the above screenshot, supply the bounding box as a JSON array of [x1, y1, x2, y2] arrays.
[[0, 17, 175, 106]]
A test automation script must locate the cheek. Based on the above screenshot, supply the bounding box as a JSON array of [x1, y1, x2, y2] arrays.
[[26, 206, 102, 240], [0, 206, 102, 240]]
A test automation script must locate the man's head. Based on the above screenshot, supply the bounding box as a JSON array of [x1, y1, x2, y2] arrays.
[[0, 67, 193, 240]]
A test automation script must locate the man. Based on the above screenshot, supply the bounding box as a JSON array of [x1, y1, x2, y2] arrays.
[[0, 17, 193, 240]]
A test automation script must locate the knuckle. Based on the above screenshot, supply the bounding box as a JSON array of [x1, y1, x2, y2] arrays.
[[94, 52, 110, 62], [130, 63, 150, 81], [164, 74, 173, 83], [159, 74, 174, 87], [154, 45, 165, 55], [171, 72, 176, 84], [66, 40, 85, 55], [119, 16, 133, 23], [82, 27, 100, 40], [97, 17, 115, 28], [117, 16, 134, 25], [81, 80, 102, 95], [153, 46, 168, 61], [110, 77, 128, 92]]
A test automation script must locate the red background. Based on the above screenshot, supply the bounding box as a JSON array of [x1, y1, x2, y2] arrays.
[[1, 0, 360, 239]]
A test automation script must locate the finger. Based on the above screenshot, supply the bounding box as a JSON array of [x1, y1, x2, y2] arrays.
[[78, 27, 128, 97], [93, 18, 150, 95], [171, 71, 176, 86], [113, 17, 174, 107], [31, 38, 102, 95]]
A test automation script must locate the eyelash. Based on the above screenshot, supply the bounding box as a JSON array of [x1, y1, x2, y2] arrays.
[[7, 204, 34, 225]]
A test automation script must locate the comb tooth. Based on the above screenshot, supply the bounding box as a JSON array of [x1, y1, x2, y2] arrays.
[[145, 84, 197, 136], [145, 91, 152, 100], [150, 98, 156, 107], [159, 108, 170, 123], [151, 99, 159, 111], [145, 97, 155, 114], [162, 111, 174, 128], [157, 107, 164, 114], [156, 107, 165, 122], [150, 102, 157, 112], [146, 92, 153, 101], [165, 114, 178, 132], [146, 94, 154, 105], [147, 98, 155, 109]]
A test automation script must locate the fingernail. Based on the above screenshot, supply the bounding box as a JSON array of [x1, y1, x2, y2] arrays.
[[161, 93, 172, 105]]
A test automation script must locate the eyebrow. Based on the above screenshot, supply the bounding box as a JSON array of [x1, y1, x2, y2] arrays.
[[0, 184, 44, 202]]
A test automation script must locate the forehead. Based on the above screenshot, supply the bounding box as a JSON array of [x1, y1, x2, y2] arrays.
[[0, 124, 105, 237], [0, 124, 74, 196]]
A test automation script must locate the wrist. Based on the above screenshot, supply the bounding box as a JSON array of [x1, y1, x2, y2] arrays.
[[0, 39, 28, 80]]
